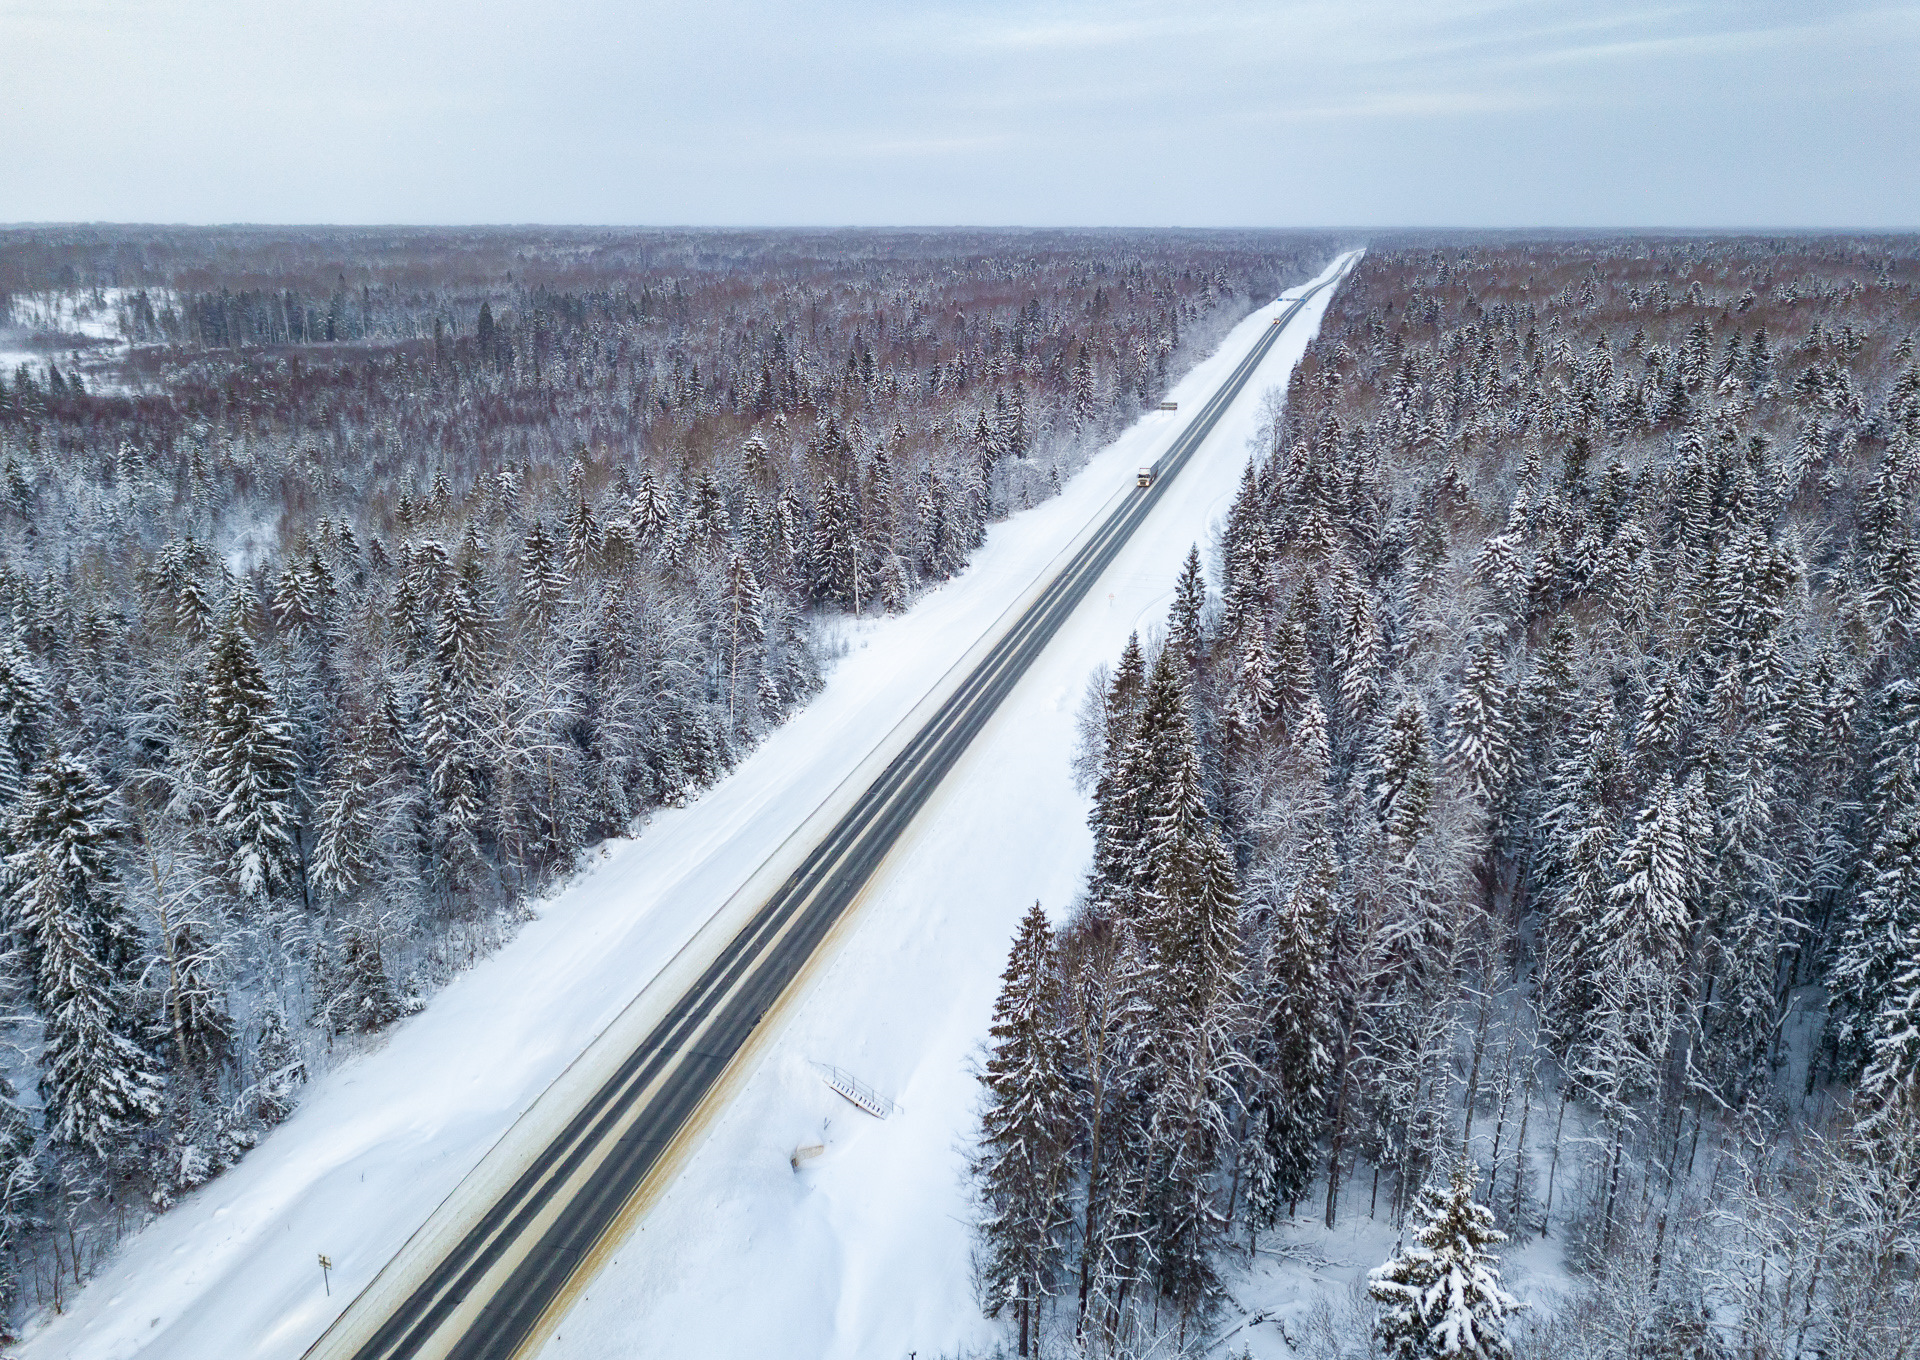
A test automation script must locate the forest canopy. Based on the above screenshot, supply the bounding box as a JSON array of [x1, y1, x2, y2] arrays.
[[970, 234, 1920, 1358]]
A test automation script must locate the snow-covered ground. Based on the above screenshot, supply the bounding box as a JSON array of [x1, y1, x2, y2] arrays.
[[0, 287, 170, 393], [14, 252, 1355, 1360], [3, 289, 138, 340]]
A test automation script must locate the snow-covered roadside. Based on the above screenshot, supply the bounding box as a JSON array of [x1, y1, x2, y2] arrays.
[[11, 252, 1353, 1360], [526, 255, 1357, 1360]]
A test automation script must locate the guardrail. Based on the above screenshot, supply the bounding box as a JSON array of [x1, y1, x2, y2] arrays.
[[813, 1063, 900, 1119]]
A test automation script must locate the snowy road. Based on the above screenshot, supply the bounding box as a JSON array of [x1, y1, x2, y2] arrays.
[[13, 250, 1353, 1360]]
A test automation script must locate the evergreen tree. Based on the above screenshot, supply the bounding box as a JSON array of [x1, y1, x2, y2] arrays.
[[1336, 585, 1381, 730], [251, 996, 306, 1127], [6, 758, 158, 1158], [975, 902, 1072, 1357], [1861, 919, 1920, 1133], [310, 735, 384, 900], [1168, 545, 1206, 665], [1245, 842, 1339, 1230], [518, 519, 570, 628], [0, 1073, 38, 1314], [1374, 696, 1437, 858], [1446, 644, 1514, 807], [562, 494, 599, 577], [1142, 983, 1236, 1327], [317, 911, 403, 1035], [7, 754, 137, 992], [1598, 772, 1708, 974], [203, 620, 299, 902], [419, 571, 494, 886], [0, 630, 48, 808], [1367, 1165, 1525, 1360], [1270, 588, 1318, 728], [1089, 643, 1189, 920], [810, 478, 864, 611], [1143, 738, 1239, 1024], [1131, 722, 1240, 1326], [1537, 699, 1624, 1046], [1072, 345, 1098, 430], [723, 552, 764, 727], [630, 470, 670, 542], [1829, 681, 1920, 1075], [1222, 617, 1274, 759]]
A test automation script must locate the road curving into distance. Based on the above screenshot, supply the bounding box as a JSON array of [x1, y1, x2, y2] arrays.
[[307, 253, 1355, 1360]]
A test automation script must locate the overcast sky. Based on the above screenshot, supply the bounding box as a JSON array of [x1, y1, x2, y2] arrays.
[[3, 0, 1916, 227]]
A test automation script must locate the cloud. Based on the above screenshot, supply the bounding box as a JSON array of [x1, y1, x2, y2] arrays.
[[1, 0, 1916, 226]]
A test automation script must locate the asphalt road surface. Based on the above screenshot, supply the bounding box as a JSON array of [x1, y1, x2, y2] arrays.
[[312, 259, 1350, 1360]]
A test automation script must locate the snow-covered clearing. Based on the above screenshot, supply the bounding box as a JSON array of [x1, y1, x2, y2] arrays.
[[2, 289, 143, 346], [15, 252, 1354, 1360], [0, 287, 171, 393]]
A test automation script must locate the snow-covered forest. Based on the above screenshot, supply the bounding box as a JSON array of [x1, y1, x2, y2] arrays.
[[973, 237, 1920, 1357], [0, 226, 1330, 1329]]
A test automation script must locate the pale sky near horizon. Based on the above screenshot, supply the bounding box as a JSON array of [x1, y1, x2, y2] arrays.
[[2, 0, 1916, 228]]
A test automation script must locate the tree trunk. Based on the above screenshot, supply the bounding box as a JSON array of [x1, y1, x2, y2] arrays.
[[1075, 1097, 1105, 1338], [1543, 1089, 1568, 1234], [1324, 1046, 1354, 1230], [1601, 1127, 1624, 1254], [1461, 1000, 1491, 1155], [1510, 1065, 1533, 1223]]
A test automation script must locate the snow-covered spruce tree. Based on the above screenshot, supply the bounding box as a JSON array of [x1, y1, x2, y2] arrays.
[[1861, 918, 1920, 1134], [1367, 1165, 1525, 1360], [516, 518, 570, 632], [6, 757, 159, 1158], [1693, 737, 1788, 1104], [1535, 697, 1624, 1052], [1058, 915, 1133, 1340], [1335, 582, 1382, 742], [1082, 919, 1162, 1343], [316, 909, 403, 1036], [1221, 616, 1274, 765], [0, 1072, 38, 1316], [1143, 734, 1240, 1025], [250, 994, 306, 1127], [421, 572, 493, 889], [974, 901, 1072, 1358], [1374, 694, 1436, 861], [1137, 733, 1241, 1325], [1829, 679, 1920, 1077], [1243, 841, 1339, 1234], [722, 552, 764, 730], [1168, 545, 1206, 667], [1090, 644, 1193, 923], [7, 754, 139, 993], [0, 629, 48, 809], [809, 477, 864, 612], [1592, 772, 1708, 994], [202, 616, 299, 903], [1269, 586, 1318, 730], [1445, 642, 1515, 813], [309, 732, 385, 903], [1084, 633, 1149, 911], [1143, 984, 1237, 1333]]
